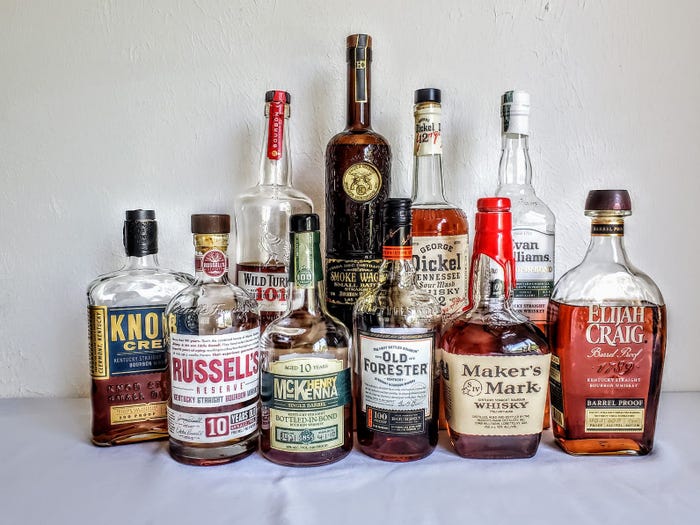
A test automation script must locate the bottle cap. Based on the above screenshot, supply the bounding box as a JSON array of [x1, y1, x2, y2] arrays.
[[347, 34, 372, 62], [477, 197, 511, 213], [415, 88, 441, 104], [382, 198, 412, 227], [290, 213, 320, 233], [123, 209, 157, 257], [585, 190, 632, 213], [347, 33, 372, 48], [501, 90, 530, 135], [191, 214, 231, 234], [265, 90, 291, 104]]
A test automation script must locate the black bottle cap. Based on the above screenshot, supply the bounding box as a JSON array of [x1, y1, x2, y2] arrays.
[[290, 213, 320, 233], [191, 214, 230, 234], [346, 34, 373, 62], [123, 209, 157, 257], [415, 88, 441, 104], [382, 198, 412, 227], [585, 190, 632, 212], [265, 90, 291, 104]]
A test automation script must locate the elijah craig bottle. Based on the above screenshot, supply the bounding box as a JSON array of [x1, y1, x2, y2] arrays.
[[325, 34, 392, 329]]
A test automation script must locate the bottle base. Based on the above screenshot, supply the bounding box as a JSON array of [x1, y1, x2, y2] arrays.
[[356, 435, 436, 463], [448, 432, 541, 459], [554, 436, 652, 456], [91, 429, 168, 447], [261, 447, 351, 467], [168, 435, 258, 466]]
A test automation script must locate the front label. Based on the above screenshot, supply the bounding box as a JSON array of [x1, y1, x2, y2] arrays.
[[342, 162, 382, 202], [359, 329, 435, 435], [442, 353, 551, 436], [262, 358, 350, 452], [412, 234, 469, 316], [325, 258, 382, 306], [169, 330, 259, 408], [167, 404, 258, 444], [512, 228, 554, 325], [237, 268, 288, 313]]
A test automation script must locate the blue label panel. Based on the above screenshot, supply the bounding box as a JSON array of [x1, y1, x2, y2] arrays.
[[106, 305, 167, 375]]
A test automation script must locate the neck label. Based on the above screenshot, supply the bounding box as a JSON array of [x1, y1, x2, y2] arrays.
[[591, 223, 624, 236], [267, 100, 285, 160], [414, 105, 442, 156], [196, 249, 228, 278]]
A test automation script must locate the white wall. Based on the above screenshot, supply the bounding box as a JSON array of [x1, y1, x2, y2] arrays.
[[1, 0, 697, 397]]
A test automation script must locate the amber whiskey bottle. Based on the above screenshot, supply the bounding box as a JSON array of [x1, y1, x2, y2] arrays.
[[325, 33, 392, 329]]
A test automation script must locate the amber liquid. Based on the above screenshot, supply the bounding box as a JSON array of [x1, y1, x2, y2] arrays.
[[235, 262, 288, 332], [440, 319, 549, 459], [547, 301, 667, 455]]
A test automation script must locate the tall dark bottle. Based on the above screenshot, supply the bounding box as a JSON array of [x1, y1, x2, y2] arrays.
[[325, 33, 392, 329]]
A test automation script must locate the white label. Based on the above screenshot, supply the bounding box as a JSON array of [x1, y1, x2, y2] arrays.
[[414, 106, 442, 156], [412, 234, 469, 316], [511, 228, 554, 324], [169, 330, 259, 408], [237, 270, 288, 313], [442, 353, 551, 436], [167, 404, 258, 444]]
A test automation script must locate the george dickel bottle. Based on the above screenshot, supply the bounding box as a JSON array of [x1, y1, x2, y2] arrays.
[[441, 197, 550, 459], [547, 190, 667, 455]]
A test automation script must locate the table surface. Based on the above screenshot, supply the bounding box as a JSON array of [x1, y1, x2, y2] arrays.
[[1, 392, 698, 525]]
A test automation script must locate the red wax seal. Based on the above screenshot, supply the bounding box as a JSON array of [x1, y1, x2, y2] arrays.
[[199, 249, 228, 278]]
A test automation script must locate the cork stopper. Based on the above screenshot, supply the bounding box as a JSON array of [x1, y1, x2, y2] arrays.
[[191, 214, 231, 234], [585, 190, 632, 213], [123, 209, 157, 257]]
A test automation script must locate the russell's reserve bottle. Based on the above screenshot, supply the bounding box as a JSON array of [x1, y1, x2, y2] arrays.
[[353, 198, 442, 462], [260, 213, 352, 466], [410, 88, 469, 317], [325, 33, 392, 329], [548, 190, 667, 455], [234, 90, 313, 332], [87, 210, 192, 445], [441, 198, 550, 459], [166, 214, 260, 466]]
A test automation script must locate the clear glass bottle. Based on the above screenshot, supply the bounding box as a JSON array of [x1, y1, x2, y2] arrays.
[[353, 198, 442, 462], [87, 210, 192, 446], [234, 90, 313, 332], [411, 88, 469, 318], [548, 190, 667, 455], [441, 197, 550, 459], [260, 213, 352, 466], [165, 214, 260, 466]]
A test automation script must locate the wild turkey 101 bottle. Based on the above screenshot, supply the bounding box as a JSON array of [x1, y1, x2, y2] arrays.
[[325, 33, 392, 329]]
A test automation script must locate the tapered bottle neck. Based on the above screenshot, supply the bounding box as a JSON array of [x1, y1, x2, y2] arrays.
[[259, 101, 292, 187], [583, 216, 631, 266], [289, 230, 326, 316], [124, 254, 160, 269], [498, 133, 533, 190], [378, 221, 416, 285], [346, 47, 372, 130]]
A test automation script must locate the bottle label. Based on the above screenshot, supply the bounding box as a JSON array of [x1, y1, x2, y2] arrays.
[[342, 162, 382, 202], [267, 96, 286, 160], [291, 231, 323, 289], [325, 258, 382, 306], [549, 304, 658, 434], [237, 268, 288, 313], [195, 249, 229, 278], [414, 105, 442, 156], [441, 353, 551, 436], [412, 234, 469, 316], [511, 228, 554, 325], [359, 329, 435, 435], [167, 404, 258, 444], [261, 358, 351, 452], [169, 330, 260, 408]]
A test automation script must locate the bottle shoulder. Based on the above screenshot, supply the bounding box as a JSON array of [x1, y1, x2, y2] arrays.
[[326, 129, 391, 148], [496, 187, 555, 223], [261, 309, 351, 351], [87, 268, 193, 307], [235, 186, 313, 211], [411, 207, 469, 236], [354, 282, 442, 325], [166, 281, 260, 314]]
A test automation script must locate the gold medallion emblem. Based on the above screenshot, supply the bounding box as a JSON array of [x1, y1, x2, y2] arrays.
[[342, 162, 382, 202]]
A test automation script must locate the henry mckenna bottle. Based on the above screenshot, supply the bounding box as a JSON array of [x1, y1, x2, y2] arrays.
[[353, 198, 442, 462], [260, 213, 352, 466], [165, 214, 260, 466], [441, 198, 550, 459], [548, 190, 666, 455]]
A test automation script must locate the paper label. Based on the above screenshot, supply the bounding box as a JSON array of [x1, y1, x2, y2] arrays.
[[511, 228, 554, 324], [167, 404, 258, 444], [237, 269, 288, 313]]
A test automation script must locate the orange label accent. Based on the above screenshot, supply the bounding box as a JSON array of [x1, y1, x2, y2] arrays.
[[383, 246, 412, 260]]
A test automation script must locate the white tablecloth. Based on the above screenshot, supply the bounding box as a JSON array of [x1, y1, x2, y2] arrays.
[[0, 393, 697, 524]]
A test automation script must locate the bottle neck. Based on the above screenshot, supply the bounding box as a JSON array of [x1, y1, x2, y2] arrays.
[[194, 234, 231, 284], [124, 253, 159, 269], [497, 134, 533, 190], [412, 103, 446, 205], [289, 231, 325, 316], [259, 102, 292, 187], [346, 49, 372, 130], [469, 253, 512, 311], [379, 223, 415, 285], [583, 217, 630, 265]]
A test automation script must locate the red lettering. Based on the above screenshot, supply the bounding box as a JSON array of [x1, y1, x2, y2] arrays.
[[172, 358, 182, 382]]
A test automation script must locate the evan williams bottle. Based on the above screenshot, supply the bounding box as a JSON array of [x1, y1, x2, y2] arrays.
[[441, 198, 550, 459], [548, 190, 666, 455], [353, 198, 441, 462], [325, 33, 392, 329], [165, 214, 260, 465], [234, 91, 313, 332]]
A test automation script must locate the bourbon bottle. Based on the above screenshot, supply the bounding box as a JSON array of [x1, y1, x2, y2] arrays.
[[441, 198, 550, 459], [353, 198, 441, 462], [548, 190, 667, 455], [234, 90, 313, 331], [325, 34, 392, 329]]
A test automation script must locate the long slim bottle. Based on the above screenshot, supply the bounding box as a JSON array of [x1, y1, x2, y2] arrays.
[[353, 198, 441, 462], [235, 90, 313, 331], [441, 198, 550, 459], [548, 190, 666, 455], [260, 214, 352, 466], [411, 88, 469, 317], [325, 34, 392, 329], [166, 214, 260, 465]]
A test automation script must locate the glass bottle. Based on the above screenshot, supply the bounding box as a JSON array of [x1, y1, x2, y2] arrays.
[[234, 90, 313, 332], [260, 213, 352, 466], [165, 214, 260, 466], [411, 88, 469, 318], [548, 190, 667, 455], [353, 198, 441, 462], [325, 33, 392, 329], [87, 210, 192, 446], [441, 197, 550, 459]]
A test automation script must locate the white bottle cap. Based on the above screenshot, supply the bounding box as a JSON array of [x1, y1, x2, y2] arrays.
[[501, 90, 530, 135]]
